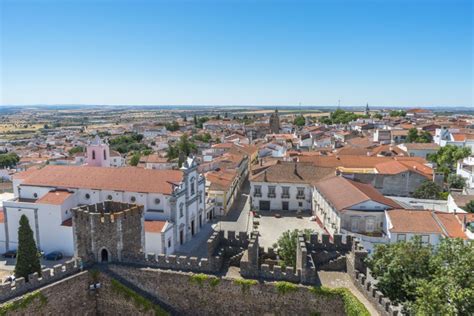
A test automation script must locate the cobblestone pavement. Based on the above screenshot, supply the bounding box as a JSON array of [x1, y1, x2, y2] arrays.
[[318, 271, 380, 316]]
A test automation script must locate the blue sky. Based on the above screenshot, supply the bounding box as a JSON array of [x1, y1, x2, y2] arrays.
[[0, 0, 472, 107]]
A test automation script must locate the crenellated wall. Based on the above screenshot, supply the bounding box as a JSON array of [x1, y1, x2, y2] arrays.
[[346, 240, 402, 316], [0, 259, 80, 303]]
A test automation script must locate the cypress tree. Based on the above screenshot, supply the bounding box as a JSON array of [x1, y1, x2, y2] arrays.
[[15, 215, 41, 281]]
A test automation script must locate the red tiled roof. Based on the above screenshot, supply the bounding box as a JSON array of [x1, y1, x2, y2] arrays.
[[37, 191, 73, 205], [435, 212, 467, 239], [0, 211, 4, 224], [20, 165, 183, 195], [144, 220, 167, 233], [387, 209, 443, 234], [314, 176, 400, 211]]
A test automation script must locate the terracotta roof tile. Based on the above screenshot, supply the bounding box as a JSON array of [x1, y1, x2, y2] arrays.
[[314, 176, 400, 211], [387, 209, 443, 234], [37, 191, 73, 205], [251, 162, 335, 184], [20, 165, 183, 195], [434, 212, 467, 239], [144, 220, 167, 233]]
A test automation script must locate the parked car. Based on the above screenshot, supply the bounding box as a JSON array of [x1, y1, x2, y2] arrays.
[[2, 250, 17, 258], [44, 251, 63, 261]]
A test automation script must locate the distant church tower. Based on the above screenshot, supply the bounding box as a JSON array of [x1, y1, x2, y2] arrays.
[[269, 109, 280, 134], [365, 103, 370, 116], [86, 135, 111, 167]]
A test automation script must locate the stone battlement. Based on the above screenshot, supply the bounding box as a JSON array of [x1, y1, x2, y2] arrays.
[[123, 253, 223, 273], [0, 259, 80, 303]]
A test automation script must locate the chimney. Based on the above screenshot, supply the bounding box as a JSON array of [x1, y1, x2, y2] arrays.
[[264, 170, 268, 182]]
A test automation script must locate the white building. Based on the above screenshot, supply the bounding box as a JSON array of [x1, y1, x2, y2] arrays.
[[457, 156, 474, 190], [2, 157, 206, 256], [313, 176, 400, 237], [250, 162, 335, 212]]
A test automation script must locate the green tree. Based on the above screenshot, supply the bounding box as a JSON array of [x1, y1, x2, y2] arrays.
[[68, 146, 84, 155], [463, 200, 474, 213], [409, 239, 474, 315], [372, 113, 383, 120], [165, 121, 180, 131], [447, 174, 466, 190], [428, 145, 471, 179], [367, 237, 433, 303], [275, 229, 314, 268], [389, 110, 407, 117], [293, 115, 306, 127], [406, 128, 419, 143], [412, 181, 442, 199], [0, 152, 20, 168], [15, 215, 41, 281], [177, 134, 197, 157], [130, 153, 141, 166], [193, 115, 198, 126]]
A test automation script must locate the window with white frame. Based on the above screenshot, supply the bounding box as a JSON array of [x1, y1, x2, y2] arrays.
[[397, 234, 406, 242]]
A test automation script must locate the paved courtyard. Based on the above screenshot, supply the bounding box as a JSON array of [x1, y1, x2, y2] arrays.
[[256, 211, 326, 248]]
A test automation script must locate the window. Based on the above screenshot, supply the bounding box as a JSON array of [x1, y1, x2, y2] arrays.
[[297, 187, 305, 199], [33, 193, 38, 198], [366, 217, 375, 232], [130, 196, 136, 203], [103, 149, 107, 160], [267, 186, 276, 198], [155, 198, 160, 204], [397, 234, 406, 242], [190, 177, 195, 195], [92, 150, 96, 160], [168, 238, 171, 248], [298, 202, 303, 207], [421, 235, 430, 245], [107, 195, 113, 200], [85, 193, 90, 200], [281, 187, 290, 199], [179, 203, 184, 218], [199, 193, 202, 204], [254, 186, 262, 197]]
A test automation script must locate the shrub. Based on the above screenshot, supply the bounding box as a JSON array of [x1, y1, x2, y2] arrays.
[[275, 281, 298, 295]]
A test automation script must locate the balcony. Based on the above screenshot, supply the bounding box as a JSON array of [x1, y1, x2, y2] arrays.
[[296, 195, 305, 200], [253, 193, 262, 198], [267, 193, 276, 198], [281, 194, 290, 199]]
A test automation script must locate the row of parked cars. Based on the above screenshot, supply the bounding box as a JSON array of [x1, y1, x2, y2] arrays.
[[2, 250, 64, 261]]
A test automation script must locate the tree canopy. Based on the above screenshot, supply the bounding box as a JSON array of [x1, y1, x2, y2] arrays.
[[463, 200, 474, 213], [15, 215, 42, 281], [428, 145, 471, 179], [319, 109, 363, 125], [165, 121, 180, 131], [368, 238, 474, 315], [0, 152, 20, 168], [275, 229, 314, 268], [406, 128, 432, 143], [447, 174, 466, 190], [389, 110, 407, 117], [109, 133, 148, 154], [412, 180, 442, 199], [293, 115, 306, 127]]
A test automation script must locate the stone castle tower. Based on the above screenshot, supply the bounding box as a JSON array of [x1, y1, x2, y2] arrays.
[[72, 201, 144, 263], [86, 135, 111, 167], [269, 109, 280, 134]]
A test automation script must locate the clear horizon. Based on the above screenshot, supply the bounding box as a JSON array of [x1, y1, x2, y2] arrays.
[[1, 0, 472, 107]]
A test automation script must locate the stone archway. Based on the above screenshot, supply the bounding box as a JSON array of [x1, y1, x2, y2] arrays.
[[99, 248, 110, 263]]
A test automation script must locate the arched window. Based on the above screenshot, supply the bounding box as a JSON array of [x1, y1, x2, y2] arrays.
[[92, 150, 96, 160], [179, 203, 184, 218], [103, 149, 107, 160]]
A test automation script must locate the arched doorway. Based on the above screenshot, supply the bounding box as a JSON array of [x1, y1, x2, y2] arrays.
[[100, 248, 109, 263]]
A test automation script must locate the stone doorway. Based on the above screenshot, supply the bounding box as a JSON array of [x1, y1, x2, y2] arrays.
[[100, 248, 109, 263]]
